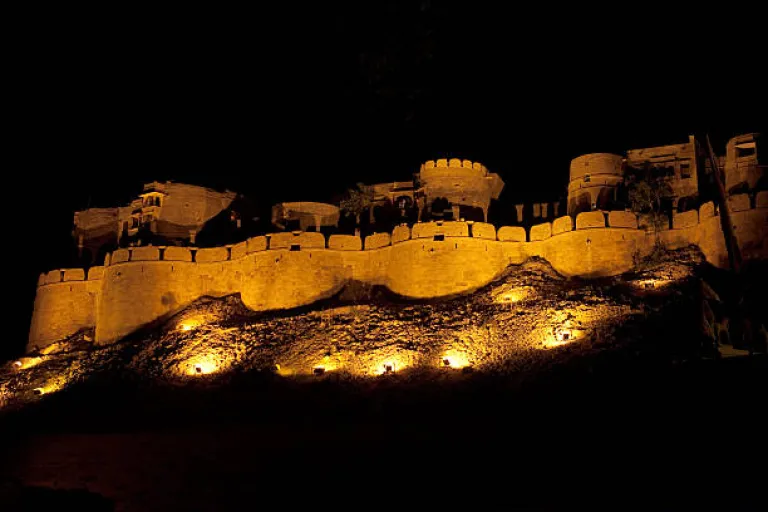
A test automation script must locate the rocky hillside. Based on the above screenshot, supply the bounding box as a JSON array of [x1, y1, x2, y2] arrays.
[[6, 247, 764, 415], [2, 248, 767, 510]]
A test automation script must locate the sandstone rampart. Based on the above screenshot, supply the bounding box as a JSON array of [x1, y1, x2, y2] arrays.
[[29, 205, 768, 351]]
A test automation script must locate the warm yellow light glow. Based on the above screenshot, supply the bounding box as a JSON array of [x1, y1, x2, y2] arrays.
[[379, 361, 397, 374], [493, 286, 532, 304], [176, 314, 213, 332], [42, 384, 61, 394], [179, 321, 199, 332], [440, 349, 470, 369], [40, 343, 63, 355], [634, 279, 670, 290], [185, 357, 219, 376], [175, 346, 237, 377], [33, 374, 70, 396], [543, 326, 580, 349], [370, 353, 412, 375], [14, 357, 43, 370], [308, 353, 342, 376], [275, 364, 295, 377]]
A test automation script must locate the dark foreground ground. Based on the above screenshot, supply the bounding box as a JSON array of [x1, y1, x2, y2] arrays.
[[2, 354, 765, 511]]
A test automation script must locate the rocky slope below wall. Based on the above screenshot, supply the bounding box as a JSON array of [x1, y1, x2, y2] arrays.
[[4, 247, 766, 414]]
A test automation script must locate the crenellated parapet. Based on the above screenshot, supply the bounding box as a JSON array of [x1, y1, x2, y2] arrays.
[[38, 195, 766, 284], [29, 199, 767, 352], [37, 267, 104, 287], [419, 158, 490, 175]]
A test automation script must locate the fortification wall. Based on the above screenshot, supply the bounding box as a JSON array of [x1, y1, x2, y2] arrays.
[[385, 237, 508, 298], [471, 222, 496, 240], [329, 235, 362, 251], [534, 228, 645, 277], [364, 232, 391, 250], [239, 250, 352, 315], [530, 223, 552, 241], [28, 267, 103, 350], [730, 207, 768, 261], [29, 206, 768, 350]]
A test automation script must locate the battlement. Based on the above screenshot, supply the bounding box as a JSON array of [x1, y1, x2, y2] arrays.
[[29, 195, 766, 351], [39, 192, 767, 289], [37, 267, 104, 287], [420, 158, 489, 176]]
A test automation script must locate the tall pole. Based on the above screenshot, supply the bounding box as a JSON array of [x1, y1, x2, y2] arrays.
[[704, 134, 741, 272]]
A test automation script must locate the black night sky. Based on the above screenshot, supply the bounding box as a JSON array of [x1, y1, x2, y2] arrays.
[[8, 3, 764, 359]]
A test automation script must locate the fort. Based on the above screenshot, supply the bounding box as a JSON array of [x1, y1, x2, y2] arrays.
[[28, 134, 767, 352]]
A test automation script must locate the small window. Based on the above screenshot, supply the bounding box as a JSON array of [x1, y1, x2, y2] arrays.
[[433, 234, 445, 241], [680, 162, 691, 179], [736, 146, 756, 159], [290, 244, 300, 251], [584, 174, 591, 183]]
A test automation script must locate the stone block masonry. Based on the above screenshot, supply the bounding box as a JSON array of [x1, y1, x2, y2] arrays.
[[329, 235, 363, 251], [728, 194, 750, 212], [392, 225, 411, 244], [246, 236, 268, 253], [497, 226, 526, 242], [364, 233, 391, 250], [471, 222, 496, 240], [699, 202, 716, 219], [608, 212, 638, 229], [28, 206, 768, 352], [530, 223, 552, 241], [673, 210, 698, 230], [552, 216, 573, 235], [412, 221, 469, 239], [164, 247, 193, 262], [576, 212, 606, 229]]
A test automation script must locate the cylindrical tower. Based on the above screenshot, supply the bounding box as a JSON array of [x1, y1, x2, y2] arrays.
[[567, 153, 624, 216], [724, 133, 762, 194], [416, 158, 505, 222]]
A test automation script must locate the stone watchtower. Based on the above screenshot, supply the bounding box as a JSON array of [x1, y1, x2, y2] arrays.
[[271, 202, 340, 232], [567, 153, 624, 216], [415, 158, 505, 222]]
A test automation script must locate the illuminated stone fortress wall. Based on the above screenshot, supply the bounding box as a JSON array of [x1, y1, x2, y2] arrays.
[[28, 134, 766, 352], [29, 196, 767, 351]]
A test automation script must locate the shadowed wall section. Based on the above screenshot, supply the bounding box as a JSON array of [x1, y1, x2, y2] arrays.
[[28, 269, 102, 348]]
